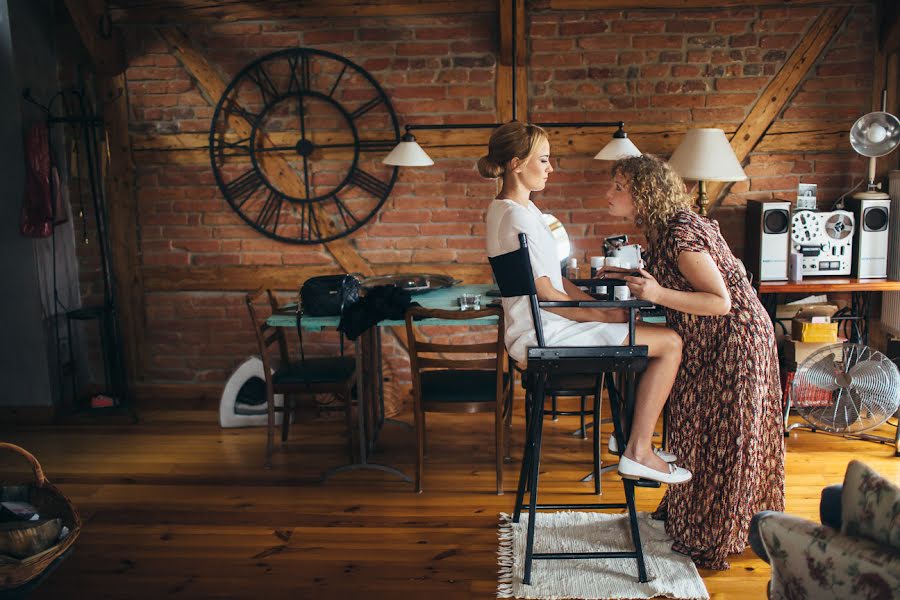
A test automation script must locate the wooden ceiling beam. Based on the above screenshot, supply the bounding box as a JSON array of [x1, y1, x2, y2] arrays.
[[112, 0, 494, 24], [62, 0, 125, 76], [707, 5, 850, 214]]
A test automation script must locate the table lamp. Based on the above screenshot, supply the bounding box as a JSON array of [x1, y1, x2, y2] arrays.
[[667, 128, 747, 216]]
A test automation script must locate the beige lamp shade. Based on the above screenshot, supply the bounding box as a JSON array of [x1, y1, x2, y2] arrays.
[[594, 135, 642, 161], [383, 139, 435, 167], [667, 128, 747, 182]]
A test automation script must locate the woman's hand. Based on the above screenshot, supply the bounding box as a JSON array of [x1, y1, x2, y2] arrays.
[[624, 268, 665, 304]]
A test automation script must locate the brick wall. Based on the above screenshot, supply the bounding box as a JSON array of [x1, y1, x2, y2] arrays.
[[68, 2, 880, 400]]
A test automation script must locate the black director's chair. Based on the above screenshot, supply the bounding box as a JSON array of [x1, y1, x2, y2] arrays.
[[489, 233, 660, 585]]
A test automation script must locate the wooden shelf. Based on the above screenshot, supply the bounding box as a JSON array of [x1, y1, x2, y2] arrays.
[[758, 278, 900, 294]]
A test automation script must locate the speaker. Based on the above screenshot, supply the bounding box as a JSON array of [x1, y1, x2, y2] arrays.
[[846, 197, 891, 278], [745, 199, 791, 282]]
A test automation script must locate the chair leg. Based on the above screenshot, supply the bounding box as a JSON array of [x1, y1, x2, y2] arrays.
[[523, 380, 547, 586], [414, 402, 425, 494], [503, 385, 513, 462], [513, 384, 538, 522], [281, 395, 291, 442], [265, 390, 275, 469], [592, 384, 602, 495], [551, 394, 558, 421], [495, 398, 504, 495], [623, 479, 649, 583], [580, 395, 587, 440]]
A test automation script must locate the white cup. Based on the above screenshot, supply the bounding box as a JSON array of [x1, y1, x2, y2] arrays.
[[590, 256, 605, 278]]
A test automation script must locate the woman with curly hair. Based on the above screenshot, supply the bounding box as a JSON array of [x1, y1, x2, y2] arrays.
[[601, 153, 785, 570], [482, 123, 691, 485]]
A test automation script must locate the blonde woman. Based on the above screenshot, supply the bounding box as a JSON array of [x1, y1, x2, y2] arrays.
[[482, 122, 691, 485], [602, 154, 785, 569]]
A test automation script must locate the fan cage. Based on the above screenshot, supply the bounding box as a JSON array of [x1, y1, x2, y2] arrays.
[[791, 343, 900, 434]]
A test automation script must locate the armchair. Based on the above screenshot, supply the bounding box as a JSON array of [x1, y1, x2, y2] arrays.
[[750, 460, 900, 600]]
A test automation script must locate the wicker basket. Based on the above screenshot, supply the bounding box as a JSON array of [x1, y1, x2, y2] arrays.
[[0, 443, 81, 591]]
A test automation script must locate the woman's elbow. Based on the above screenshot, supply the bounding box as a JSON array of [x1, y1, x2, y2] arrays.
[[714, 296, 731, 316]]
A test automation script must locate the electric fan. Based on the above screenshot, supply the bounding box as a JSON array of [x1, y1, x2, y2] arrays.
[[791, 343, 900, 434]]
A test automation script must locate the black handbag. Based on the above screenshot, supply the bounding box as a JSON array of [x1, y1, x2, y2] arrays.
[[296, 274, 361, 362], [299, 274, 361, 317]]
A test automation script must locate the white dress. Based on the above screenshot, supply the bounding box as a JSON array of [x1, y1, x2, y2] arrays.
[[485, 199, 628, 363]]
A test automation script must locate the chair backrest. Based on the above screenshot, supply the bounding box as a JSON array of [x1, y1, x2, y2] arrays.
[[245, 288, 290, 381], [488, 233, 547, 347], [404, 306, 506, 408]]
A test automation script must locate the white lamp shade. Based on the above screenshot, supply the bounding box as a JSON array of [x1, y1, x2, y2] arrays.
[[594, 136, 642, 160], [668, 128, 747, 182], [382, 140, 434, 166]]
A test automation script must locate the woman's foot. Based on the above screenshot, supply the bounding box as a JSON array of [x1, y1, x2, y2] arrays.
[[618, 447, 692, 484], [608, 435, 677, 463]]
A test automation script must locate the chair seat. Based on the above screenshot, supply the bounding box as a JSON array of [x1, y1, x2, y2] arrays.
[[421, 370, 508, 407], [273, 356, 356, 385]]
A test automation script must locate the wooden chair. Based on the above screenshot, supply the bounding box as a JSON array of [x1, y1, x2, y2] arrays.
[[404, 305, 512, 495], [245, 288, 357, 468]]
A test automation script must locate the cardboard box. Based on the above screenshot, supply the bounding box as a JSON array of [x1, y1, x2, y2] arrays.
[[784, 337, 843, 367], [791, 305, 839, 343], [776, 302, 837, 320]]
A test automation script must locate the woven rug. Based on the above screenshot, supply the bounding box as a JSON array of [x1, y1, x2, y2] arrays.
[[497, 511, 709, 600]]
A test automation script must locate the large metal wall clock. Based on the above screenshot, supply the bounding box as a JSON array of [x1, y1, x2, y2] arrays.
[[209, 48, 400, 244]]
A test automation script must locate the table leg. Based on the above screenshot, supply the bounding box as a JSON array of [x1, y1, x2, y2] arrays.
[[322, 329, 411, 483]]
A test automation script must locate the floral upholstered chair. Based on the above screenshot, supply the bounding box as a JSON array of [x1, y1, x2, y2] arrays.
[[750, 460, 900, 600]]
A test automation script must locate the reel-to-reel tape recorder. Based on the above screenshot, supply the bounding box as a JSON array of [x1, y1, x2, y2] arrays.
[[790, 210, 855, 275]]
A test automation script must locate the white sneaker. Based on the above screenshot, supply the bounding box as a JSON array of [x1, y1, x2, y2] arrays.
[[618, 455, 692, 485], [608, 435, 677, 463]]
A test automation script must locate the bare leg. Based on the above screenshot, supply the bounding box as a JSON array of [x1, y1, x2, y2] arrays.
[[622, 323, 682, 473]]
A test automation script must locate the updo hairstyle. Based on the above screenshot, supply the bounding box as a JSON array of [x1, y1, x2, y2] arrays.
[[477, 121, 548, 179]]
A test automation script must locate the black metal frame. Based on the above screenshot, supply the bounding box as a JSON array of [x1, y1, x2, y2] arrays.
[[489, 233, 659, 585]]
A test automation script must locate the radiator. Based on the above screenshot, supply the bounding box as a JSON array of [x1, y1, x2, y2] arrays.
[[882, 170, 900, 337]]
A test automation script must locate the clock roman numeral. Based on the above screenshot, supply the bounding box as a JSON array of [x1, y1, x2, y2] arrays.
[[328, 64, 348, 98], [229, 102, 261, 127], [299, 203, 324, 242], [331, 194, 361, 231], [219, 136, 251, 156], [224, 169, 264, 207], [247, 64, 281, 105], [350, 96, 383, 121], [255, 191, 283, 232], [347, 168, 389, 198], [287, 53, 312, 94]]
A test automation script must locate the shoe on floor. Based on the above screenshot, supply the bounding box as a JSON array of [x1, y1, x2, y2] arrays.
[[617, 455, 692, 485], [608, 435, 677, 463]]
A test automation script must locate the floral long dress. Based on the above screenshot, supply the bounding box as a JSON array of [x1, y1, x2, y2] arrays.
[[649, 209, 785, 570]]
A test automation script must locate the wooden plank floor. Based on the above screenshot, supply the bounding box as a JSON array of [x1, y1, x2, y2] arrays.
[[1, 401, 897, 599]]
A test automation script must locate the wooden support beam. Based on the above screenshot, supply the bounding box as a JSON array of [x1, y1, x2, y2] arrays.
[[551, 0, 863, 8], [61, 0, 125, 76], [497, 0, 527, 123], [112, 0, 494, 24], [143, 264, 494, 292], [707, 5, 850, 214], [64, 0, 145, 382]]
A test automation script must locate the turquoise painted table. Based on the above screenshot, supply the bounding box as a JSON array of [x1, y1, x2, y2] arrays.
[[266, 284, 499, 330]]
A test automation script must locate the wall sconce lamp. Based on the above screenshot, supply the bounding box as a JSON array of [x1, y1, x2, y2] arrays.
[[667, 128, 747, 216]]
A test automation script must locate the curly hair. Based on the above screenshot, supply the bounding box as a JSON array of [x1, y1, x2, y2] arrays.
[[611, 154, 693, 239]]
